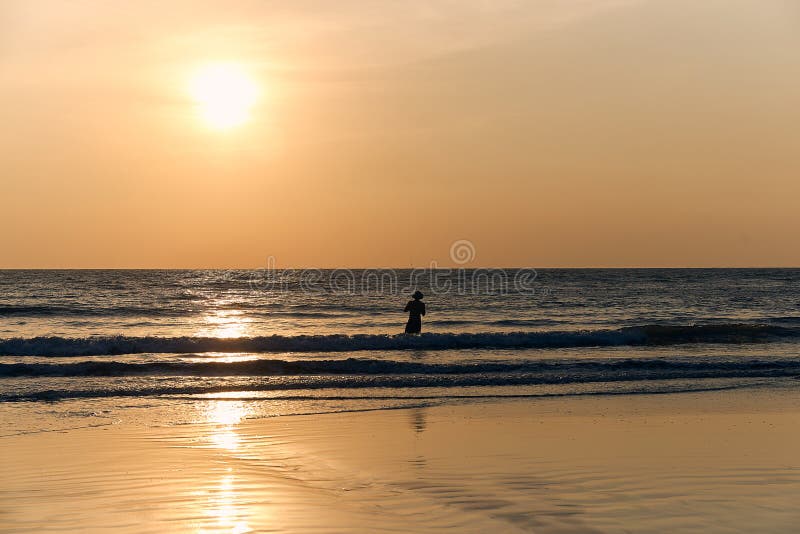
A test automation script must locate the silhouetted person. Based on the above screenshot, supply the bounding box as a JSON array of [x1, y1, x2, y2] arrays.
[[404, 291, 426, 334]]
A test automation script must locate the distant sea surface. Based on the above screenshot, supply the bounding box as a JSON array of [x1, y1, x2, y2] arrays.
[[2, 269, 799, 434]]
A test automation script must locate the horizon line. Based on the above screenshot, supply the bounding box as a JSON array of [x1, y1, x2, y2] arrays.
[[2, 266, 800, 271]]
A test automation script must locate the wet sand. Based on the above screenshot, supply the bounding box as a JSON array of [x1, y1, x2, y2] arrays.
[[2, 386, 800, 532]]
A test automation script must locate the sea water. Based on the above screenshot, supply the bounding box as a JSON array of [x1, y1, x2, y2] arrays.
[[1, 269, 799, 434]]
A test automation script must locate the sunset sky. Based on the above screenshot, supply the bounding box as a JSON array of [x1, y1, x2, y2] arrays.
[[2, 0, 798, 268]]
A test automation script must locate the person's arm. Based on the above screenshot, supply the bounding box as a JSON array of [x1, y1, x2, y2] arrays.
[[404, 301, 411, 312], [421, 302, 426, 316]]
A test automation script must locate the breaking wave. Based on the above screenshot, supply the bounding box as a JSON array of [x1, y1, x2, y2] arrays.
[[3, 356, 800, 379], [1, 323, 797, 357]]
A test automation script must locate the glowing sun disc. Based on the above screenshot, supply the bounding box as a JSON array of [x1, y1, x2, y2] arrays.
[[189, 63, 259, 130]]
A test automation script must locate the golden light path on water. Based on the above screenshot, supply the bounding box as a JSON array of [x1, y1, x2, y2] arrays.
[[197, 309, 254, 339], [198, 400, 255, 533], [189, 307, 314, 533], [201, 473, 251, 534], [206, 400, 251, 450]]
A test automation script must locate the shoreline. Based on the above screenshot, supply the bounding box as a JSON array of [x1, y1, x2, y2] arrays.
[[2, 385, 800, 532]]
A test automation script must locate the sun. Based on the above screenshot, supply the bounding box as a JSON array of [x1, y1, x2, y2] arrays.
[[189, 63, 259, 130]]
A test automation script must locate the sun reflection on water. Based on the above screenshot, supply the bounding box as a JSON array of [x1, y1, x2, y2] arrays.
[[198, 402, 254, 531], [199, 473, 251, 534], [207, 400, 250, 425], [203, 400, 251, 451], [197, 309, 252, 338]]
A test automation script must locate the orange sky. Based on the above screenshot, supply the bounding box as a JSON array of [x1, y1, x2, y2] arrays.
[[1, 0, 799, 268]]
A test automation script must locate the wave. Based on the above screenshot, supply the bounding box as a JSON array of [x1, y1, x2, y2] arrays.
[[427, 319, 563, 327], [3, 356, 800, 378], [2, 379, 759, 403], [0, 303, 364, 319], [0, 304, 192, 318], [1, 323, 798, 356]]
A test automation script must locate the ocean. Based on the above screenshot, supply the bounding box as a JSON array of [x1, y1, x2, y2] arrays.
[[2, 268, 800, 435]]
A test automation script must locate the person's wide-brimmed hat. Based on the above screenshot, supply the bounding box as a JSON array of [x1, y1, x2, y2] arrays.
[[412, 290, 424, 300]]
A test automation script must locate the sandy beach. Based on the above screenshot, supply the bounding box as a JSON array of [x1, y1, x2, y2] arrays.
[[3, 384, 799, 533]]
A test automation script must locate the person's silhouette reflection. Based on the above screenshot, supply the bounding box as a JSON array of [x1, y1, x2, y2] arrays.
[[404, 291, 426, 334], [409, 408, 427, 434]]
